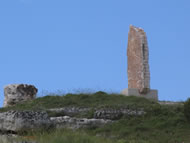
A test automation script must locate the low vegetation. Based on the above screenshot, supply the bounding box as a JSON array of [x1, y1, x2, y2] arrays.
[[0, 91, 158, 113], [1, 91, 190, 143], [24, 129, 119, 143], [184, 98, 190, 122]]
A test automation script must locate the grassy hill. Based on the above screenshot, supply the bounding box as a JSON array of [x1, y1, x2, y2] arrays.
[[1, 92, 190, 143]]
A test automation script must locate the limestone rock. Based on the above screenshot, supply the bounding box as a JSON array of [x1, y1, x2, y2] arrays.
[[94, 108, 145, 120], [0, 108, 145, 133], [0, 111, 51, 132], [127, 25, 150, 94], [48, 107, 145, 120], [4, 84, 38, 107], [50, 116, 112, 129], [48, 107, 91, 117]]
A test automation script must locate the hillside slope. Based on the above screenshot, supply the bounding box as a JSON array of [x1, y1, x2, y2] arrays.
[[0, 92, 190, 143]]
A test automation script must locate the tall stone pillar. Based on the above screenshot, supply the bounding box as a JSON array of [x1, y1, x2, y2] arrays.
[[121, 25, 158, 101], [127, 25, 150, 94]]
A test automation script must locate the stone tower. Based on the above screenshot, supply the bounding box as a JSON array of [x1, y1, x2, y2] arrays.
[[127, 25, 150, 94], [121, 25, 158, 101]]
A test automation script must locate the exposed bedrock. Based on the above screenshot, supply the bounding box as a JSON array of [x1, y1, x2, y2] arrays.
[[48, 107, 146, 120], [0, 107, 146, 133], [50, 116, 112, 129], [94, 108, 145, 120], [0, 111, 51, 133]]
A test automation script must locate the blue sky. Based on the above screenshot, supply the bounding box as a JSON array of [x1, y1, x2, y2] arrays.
[[0, 0, 190, 106]]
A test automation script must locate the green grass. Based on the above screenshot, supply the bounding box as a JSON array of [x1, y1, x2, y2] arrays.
[[23, 113, 190, 143], [1, 91, 190, 143], [0, 91, 158, 113], [91, 105, 190, 142], [24, 129, 122, 143], [34, 104, 189, 143]]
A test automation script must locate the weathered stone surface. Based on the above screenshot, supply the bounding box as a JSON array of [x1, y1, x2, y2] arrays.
[[4, 84, 38, 107], [0, 107, 146, 133], [48, 107, 91, 117], [121, 88, 158, 101], [94, 108, 145, 120], [127, 25, 150, 94], [48, 107, 145, 120], [0, 111, 51, 132], [50, 116, 112, 129], [94, 109, 122, 120]]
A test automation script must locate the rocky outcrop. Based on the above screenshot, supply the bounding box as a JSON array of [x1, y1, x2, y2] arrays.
[[94, 108, 145, 120], [0, 110, 112, 133], [4, 84, 38, 107], [48, 107, 146, 120], [48, 107, 91, 117], [0, 107, 145, 133], [50, 116, 112, 129], [127, 25, 150, 94], [0, 111, 51, 132]]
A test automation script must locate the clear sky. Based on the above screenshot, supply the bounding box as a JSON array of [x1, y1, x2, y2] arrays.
[[0, 0, 190, 106]]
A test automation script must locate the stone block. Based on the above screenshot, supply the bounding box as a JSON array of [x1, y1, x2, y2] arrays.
[[4, 84, 38, 107], [121, 88, 158, 101]]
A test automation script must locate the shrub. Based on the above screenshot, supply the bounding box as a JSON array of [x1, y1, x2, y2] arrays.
[[94, 91, 108, 95], [184, 98, 190, 121]]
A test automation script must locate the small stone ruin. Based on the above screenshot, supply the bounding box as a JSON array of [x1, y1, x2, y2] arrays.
[[121, 25, 158, 101], [3, 84, 38, 107]]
